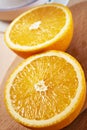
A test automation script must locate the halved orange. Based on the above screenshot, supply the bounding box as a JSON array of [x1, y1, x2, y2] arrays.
[[4, 3, 73, 57], [4, 50, 86, 129]]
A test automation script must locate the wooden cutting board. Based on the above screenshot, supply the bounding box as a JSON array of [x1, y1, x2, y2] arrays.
[[0, 1, 87, 130]]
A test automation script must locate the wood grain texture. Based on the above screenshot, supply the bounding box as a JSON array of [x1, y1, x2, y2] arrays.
[[67, 1, 87, 110], [0, 1, 87, 130], [63, 109, 87, 130]]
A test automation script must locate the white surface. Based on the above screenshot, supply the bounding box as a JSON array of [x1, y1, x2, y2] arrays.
[[0, 34, 16, 83], [0, 21, 9, 32]]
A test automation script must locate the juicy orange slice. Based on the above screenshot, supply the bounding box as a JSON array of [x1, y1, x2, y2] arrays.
[[4, 50, 86, 129], [4, 3, 73, 56]]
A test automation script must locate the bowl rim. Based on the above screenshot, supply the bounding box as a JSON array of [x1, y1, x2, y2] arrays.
[[0, 0, 38, 11], [0, 0, 70, 12]]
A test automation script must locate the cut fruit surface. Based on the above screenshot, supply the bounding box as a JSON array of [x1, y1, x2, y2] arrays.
[[4, 3, 73, 56], [4, 50, 86, 129]]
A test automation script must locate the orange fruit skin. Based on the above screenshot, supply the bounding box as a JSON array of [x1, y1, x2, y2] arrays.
[[4, 4, 73, 58], [4, 50, 86, 130], [45, 19, 73, 51], [7, 72, 85, 130]]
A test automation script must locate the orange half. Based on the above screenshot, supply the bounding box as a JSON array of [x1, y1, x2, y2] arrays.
[[4, 50, 86, 129], [5, 3, 73, 56]]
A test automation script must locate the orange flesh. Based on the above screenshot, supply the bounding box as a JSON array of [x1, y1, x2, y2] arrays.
[[10, 6, 66, 46], [10, 56, 78, 120]]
